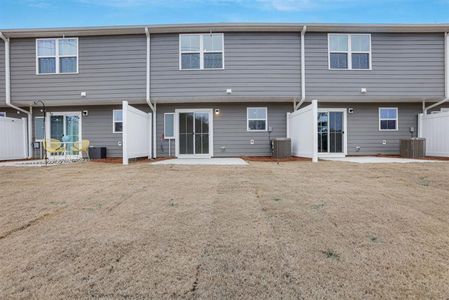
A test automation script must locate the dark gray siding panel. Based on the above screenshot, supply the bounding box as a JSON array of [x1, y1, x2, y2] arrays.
[[154, 103, 292, 157], [306, 33, 445, 100], [320, 102, 422, 155], [151, 33, 301, 101], [10, 35, 146, 103], [0, 40, 4, 105]]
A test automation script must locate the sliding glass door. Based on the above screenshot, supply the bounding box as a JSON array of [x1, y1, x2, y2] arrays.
[[318, 110, 346, 155], [47, 112, 82, 157], [177, 109, 212, 157]]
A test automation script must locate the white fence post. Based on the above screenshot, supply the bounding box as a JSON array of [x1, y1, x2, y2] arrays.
[[122, 101, 129, 165], [311, 100, 318, 163]]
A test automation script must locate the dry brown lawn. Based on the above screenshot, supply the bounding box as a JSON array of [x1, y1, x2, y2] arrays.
[[0, 160, 448, 299]]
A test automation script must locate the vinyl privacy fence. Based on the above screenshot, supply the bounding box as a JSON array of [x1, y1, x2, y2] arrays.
[[418, 111, 449, 157], [122, 101, 152, 165], [0, 117, 28, 160], [287, 100, 318, 162]]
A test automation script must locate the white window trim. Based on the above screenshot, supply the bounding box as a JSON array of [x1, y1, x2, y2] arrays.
[[34, 116, 45, 141], [328, 34, 372, 71], [0, 112, 6, 117], [179, 33, 225, 70], [164, 113, 175, 139], [36, 37, 79, 75], [113, 109, 123, 133], [247, 107, 268, 132], [379, 107, 399, 131]]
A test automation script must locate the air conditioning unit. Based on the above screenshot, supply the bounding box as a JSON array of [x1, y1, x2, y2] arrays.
[[271, 138, 291, 158], [400, 138, 426, 158]]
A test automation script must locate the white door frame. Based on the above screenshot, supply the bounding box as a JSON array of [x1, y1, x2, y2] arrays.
[[317, 108, 347, 158], [174, 108, 214, 158], [45, 111, 83, 158]]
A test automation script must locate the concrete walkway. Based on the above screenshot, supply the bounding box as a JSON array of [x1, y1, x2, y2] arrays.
[[321, 156, 442, 164], [152, 158, 248, 166]]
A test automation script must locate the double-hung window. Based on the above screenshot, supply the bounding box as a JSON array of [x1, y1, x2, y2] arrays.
[[113, 110, 123, 133], [247, 107, 268, 131], [379, 107, 398, 131], [36, 38, 78, 74], [328, 34, 371, 70], [180, 33, 224, 70]]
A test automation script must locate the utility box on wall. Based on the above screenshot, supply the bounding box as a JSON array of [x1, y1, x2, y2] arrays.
[[400, 138, 426, 158], [272, 138, 291, 159]]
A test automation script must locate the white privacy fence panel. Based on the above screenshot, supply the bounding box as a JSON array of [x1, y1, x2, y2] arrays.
[[287, 100, 318, 162], [122, 101, 152, 165], [418, 112, 449, 157], [0, 117, 28, 160]]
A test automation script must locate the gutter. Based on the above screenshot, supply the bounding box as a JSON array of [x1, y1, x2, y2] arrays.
[[145, 27, 157, 158], [425, 32, 449, 113], [295, 26, 307, 110], [0, 32, 32, 158]]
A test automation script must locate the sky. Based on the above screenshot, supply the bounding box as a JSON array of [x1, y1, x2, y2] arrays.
[[0, 0, 448, 29]]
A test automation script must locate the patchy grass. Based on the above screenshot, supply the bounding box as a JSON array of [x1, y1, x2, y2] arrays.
[[0, 161, 449, 298]]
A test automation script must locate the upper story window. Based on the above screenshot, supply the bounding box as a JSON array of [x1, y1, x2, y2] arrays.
[[36, 38, 78, 74], [179, 33, 224, 70], [247, 107, 267, 131], [379, 107, 398, 131], [328, 34, 371, 70]]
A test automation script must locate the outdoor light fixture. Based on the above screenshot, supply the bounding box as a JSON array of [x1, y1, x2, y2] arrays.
[[214, 108, 220, 115], [226, 88, 232, 94], [361, 88, 367, 94], [81, 91, 87, 97]]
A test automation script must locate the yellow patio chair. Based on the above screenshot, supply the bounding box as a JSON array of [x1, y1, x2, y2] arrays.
[[42, 139, 65, 157], [73, 140, 90, 160]]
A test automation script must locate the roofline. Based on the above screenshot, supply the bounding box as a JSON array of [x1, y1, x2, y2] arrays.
[[1, 23, 449, 38]]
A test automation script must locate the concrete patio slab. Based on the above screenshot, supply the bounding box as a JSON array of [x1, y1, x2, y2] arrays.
[[152, 158, 248, 166], [321, 156, 441, 164]]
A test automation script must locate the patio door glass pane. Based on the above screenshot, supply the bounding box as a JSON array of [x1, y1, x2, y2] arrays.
[[50, 115, 64, 140], [194, 112, 209, 154], [317, 112, 328, 153], [65, 115, 80, 155], [329, 112, 343, 153], [179, 112, 194, 154]]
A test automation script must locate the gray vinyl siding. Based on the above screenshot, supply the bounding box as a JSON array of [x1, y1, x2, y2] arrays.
[[306, 33, 445, 100], [150, 33, 301, 101], [320, 102, 422, 155], [9, 35, 146, 103], [154, 103, 292, 157], [0, 40, 4, 105]]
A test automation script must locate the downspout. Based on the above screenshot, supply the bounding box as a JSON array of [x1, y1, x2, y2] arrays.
[[424, 32, 449, 113], [0, 32, 32, 158], [295, 26, 307, 110], [145, 27, 157, 158]]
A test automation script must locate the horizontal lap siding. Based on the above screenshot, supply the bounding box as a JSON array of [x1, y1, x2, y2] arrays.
[[306, 33, 445, 100], [151, 33, 301, 101], [155, 103, 292, 157], [320, 102, 422, 154], [10, 35, 146, 103]]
